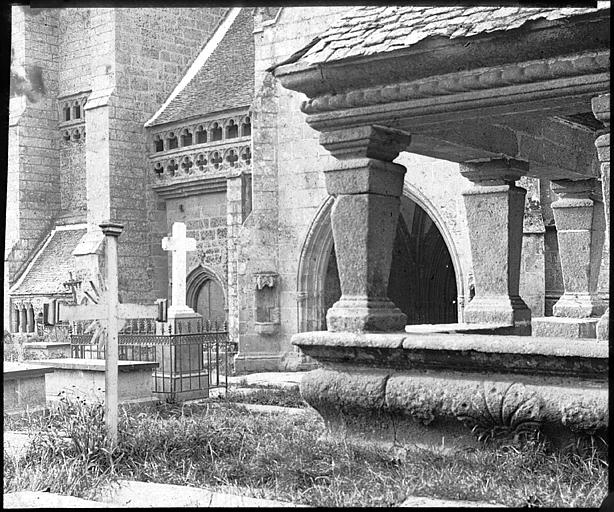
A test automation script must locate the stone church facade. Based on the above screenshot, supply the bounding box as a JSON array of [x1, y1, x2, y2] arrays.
[[6, 6, 609, 371]]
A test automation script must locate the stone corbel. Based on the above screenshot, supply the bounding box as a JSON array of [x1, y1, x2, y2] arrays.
[[319, 125, 411, 332], [254, 272, 280, 335]]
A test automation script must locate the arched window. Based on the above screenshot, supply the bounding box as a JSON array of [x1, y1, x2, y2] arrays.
[[241, 116, 251, 137], [210, 122, 222, 142], [167, 132, 178, 150], [226, 120, 238, 139], [180, 128, 193, 147], [63, 103, 71, 121], [195, 126, 207, 144], [73, 102, 81, 119], [154, 134, 164, 152]]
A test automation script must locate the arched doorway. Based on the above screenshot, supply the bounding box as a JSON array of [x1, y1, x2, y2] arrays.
[[300, 191, 461, 331], [324, 197, 458, 326], [187, 267, 226, 327]]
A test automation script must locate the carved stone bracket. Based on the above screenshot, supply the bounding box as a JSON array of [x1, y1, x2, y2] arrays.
[[254, 272, 278, 290]]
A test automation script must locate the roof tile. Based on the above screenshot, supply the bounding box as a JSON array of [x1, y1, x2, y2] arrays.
[[292, 5, 608, 67], [151, 8, 255, 126], [12, 228, 87, 296]]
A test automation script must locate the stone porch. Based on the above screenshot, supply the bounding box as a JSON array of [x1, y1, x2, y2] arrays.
[[273, 6, 610, 449]]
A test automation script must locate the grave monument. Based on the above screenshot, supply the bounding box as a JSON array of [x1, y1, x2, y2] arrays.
[[155, 222, 207, 400]]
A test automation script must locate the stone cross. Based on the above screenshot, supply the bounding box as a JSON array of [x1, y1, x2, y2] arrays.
[[58, 223, 154, 448], [162, 222, 197, 313]]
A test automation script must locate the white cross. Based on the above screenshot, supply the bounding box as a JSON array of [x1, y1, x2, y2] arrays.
[[162, 222, 197, 314]]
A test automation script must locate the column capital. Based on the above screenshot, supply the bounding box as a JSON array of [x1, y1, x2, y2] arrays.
[[99, 221, 124, 237], [460, 158, 529, 185], [591, 93, 610, 128], [551, 178, 601, 203], [320, 125, 411, 162]]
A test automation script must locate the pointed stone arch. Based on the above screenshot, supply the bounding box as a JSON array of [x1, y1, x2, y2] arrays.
[[186, 265, 227, 326], [296, 187, 466, 332]]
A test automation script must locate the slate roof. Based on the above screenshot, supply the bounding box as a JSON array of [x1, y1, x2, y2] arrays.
[[288, 5, 610, 67], [150, 8, 255, 126], [11, 227, 86, 296]]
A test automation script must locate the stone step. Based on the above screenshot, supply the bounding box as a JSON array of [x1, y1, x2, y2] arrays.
[[531, 317, 599, 339], [95, 479, 307, 507]]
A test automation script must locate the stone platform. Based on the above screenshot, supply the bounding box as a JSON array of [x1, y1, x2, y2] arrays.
[[28, 358, 158, 404], [4, 362, 55, 413], [293, 330, 608, 451]]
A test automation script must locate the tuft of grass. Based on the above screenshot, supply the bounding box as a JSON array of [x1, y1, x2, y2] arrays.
[[4, 397, 608, 507]]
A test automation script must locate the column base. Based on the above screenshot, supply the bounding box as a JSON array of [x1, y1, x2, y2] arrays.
[[326, 298, 407, 333], [463, 295, 531, 335], [596, 309, 609, 341], [552, 293, 607, 318], [532, 317, 598, 339]]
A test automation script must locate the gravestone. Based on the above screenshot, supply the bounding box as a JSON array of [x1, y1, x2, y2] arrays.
[[157, 222, 207, 400]]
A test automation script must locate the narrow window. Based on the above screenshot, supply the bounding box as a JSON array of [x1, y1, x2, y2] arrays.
[[167, 132, 178, 150], [210, 123, 222, 142], [226, 120, 238, 139]]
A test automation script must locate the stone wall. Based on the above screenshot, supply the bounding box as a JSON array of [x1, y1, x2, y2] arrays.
[[108, 8, 227, 303], [235, 7, 349, 371], [7, 6, 60, 283], [165, 191, 229, 298], [59, 139, 87, 223]]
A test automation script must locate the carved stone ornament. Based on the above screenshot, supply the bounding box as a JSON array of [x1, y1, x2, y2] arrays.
[[300, 51, 609, 116], [254, 272, 278, 290], [455, 381, 543, 442]]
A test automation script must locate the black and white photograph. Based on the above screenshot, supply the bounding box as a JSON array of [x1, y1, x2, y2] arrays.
[[3, 2, 610, 508]]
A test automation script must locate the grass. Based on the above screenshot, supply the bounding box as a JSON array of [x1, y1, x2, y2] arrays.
[[210, 386, 309, 409], [4, 395, 608, 507]]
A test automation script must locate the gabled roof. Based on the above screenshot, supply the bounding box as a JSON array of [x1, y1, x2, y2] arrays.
[[10, 226, 87, 296], [146, 7, 255, 127], [282, 4, 610, 67]]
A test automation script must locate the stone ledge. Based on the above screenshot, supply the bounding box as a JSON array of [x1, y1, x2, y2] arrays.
[[293, 331, 608, 379], [28, 358, 158, 373], [3, 362, 55, 380], [301, 367, 608, 450]]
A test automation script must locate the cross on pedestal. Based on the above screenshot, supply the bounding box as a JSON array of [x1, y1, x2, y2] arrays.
[[59, 223, 156, 449], [162, 222, 197, 315]]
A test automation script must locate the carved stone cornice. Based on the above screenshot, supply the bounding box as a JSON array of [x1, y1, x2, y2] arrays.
[[298, 51, 609, 118], [152, 174, 228, 200]]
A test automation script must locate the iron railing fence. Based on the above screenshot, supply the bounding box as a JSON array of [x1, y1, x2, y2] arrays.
[[70, 328, 237, 396]]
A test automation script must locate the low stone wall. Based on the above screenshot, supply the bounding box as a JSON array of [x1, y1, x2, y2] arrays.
[[22, 342, 72, 359], [293, 329, 608, 451], [28, 359, 159, 404], [4, 362, 55, 413]]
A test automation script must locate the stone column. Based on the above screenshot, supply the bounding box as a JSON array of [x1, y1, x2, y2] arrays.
[[19, 306, 27, 333], [26, 305, 35, 333], [592, 93, 610, 340], [320, 125, 411, 332], [12, 308, 19, 333], [460, 159, 531, 332], [550, 179, 606, 318]]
